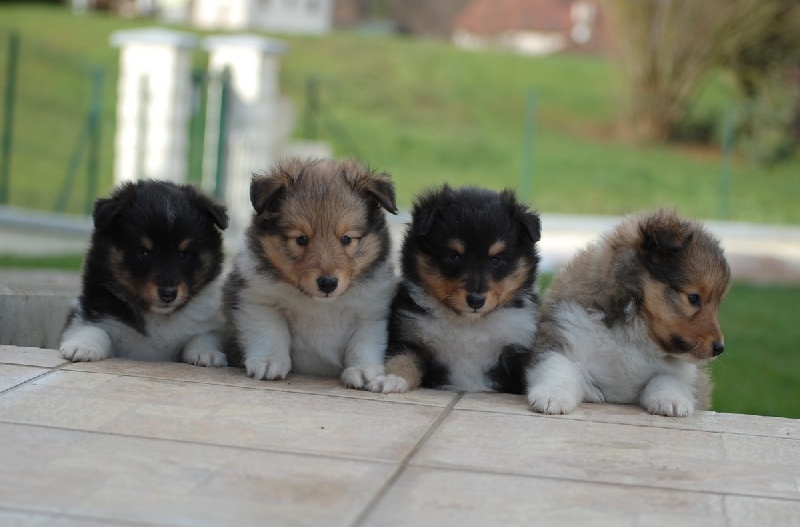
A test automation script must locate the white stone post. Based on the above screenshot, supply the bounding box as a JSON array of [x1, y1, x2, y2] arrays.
[[202, 34, 291, 233], [110, 28, 197, 184]]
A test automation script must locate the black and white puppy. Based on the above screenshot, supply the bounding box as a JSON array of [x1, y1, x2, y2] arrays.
[[60, 180, 229, 366], [368, 186, 541, 394]]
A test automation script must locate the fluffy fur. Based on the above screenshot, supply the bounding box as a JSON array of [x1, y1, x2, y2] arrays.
[[368, 186, 541, 394], [526, 209, 730, 417], [224, 158, 398, 388], [60, 180, 229, 365]]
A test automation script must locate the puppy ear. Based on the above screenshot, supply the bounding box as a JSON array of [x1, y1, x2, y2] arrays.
[[639, 209, 694, 266], [344, 162, 398, 214], [188, 187, 228, 230], [92, 182, 136, 228], [501, 189, 541, 243], [250, 170, 292, 216], [412, 185, 451, 236]]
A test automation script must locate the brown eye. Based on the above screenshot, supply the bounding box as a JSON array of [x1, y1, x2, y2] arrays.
[[687, 293, 701, 306], [489, 256, 502, 266], [340, 235, 352, 246], [296, 236, 309, 247], [138, 249, 150, 260], [178, 251, 189, 261]]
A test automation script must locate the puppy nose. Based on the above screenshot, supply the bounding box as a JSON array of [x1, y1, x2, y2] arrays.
[[317, 275, 338, 294], [712, 341, 725, 356], [466, 294, 486, 310], [158, 287, 178, 304]]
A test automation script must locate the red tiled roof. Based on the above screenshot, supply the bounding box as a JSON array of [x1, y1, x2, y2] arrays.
[[454, 0, 573, 35]]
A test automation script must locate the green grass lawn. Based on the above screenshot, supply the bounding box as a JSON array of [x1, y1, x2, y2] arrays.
[[1, 4, 800, 223]]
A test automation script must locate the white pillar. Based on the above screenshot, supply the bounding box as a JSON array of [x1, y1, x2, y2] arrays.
[[110, 28, 197, 184], [202, 34, 291, 232]]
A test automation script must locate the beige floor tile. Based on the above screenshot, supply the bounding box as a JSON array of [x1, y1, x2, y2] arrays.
[[64, 358, 456, 407], [412, 409, 800, 500], [724, 495, 800, 527], [362, 466, 727, 527], [0, 346, 66, 368], [458, 392, 800, 440], [0, 370, 444, 461], [0, 364, 50, 392], [0, 509, 144, 526], [0, 423, 393, 527]]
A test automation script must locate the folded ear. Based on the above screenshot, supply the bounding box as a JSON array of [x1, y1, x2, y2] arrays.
[[250, 169, 293, 216], [188, 187, 228, 230], [501, 189, 540, 243], [348, 168, 398, 214], [92, 182, 137, 228], [411, 185, 452, 236], [638, 209, 694, 276]]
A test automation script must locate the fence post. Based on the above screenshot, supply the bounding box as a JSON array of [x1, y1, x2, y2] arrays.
[[110, 28, 197, 184], [719, 104, 736, 220], [202, 34, 290, 233], [0, 32, 20, 204], [519, 87, 537, 201], [85, 66, 105, 214]]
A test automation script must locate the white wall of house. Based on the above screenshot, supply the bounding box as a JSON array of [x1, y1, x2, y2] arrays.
[[191, 0, 332, 34]]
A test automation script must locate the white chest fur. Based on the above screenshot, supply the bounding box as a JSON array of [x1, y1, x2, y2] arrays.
[[405, 285, 538, 391]]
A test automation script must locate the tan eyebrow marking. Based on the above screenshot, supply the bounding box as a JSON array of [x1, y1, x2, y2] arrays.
[[489, 241, 506, 256], [447, 240, 465, 254]]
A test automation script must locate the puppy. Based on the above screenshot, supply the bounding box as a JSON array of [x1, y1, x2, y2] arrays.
[[526, 209, 730, 417], [367, 186, 541, 394], [223, 158, 398, 388], [60, 180, 229, 366]]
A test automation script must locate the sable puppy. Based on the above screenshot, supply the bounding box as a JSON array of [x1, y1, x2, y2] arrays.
[[60, 180, 229, 365], [368, 186, 541, 394], [526, 209, 731, 417], [224, 158, 398, 388]]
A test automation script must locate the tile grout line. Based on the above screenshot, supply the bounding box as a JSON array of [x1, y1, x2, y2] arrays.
[[349, 391, 465, 527], [0, 504, 178, 527], [0, 361, 73, 397]]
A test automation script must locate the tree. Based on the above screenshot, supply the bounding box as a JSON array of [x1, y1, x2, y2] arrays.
[[602, 0, 773, 143]]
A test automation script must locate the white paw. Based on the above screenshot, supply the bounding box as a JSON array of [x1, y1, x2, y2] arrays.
[[183, 348, 227, 368], [527, 385, 579, 415], [583, 383, 605, 404], [366, 374, 409, 394], [341, 363, 385, 389], [244, 355, 291, 380], [643, 396, 694, 417], [60, 329, 111, 362]]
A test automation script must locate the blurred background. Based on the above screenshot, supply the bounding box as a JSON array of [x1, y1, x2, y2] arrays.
[[0, 0, 797, 418]]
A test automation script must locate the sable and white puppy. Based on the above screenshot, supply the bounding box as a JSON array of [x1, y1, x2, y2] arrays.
[[527, 209, 731, 417], [368, 186, 541, 394], [224, 158, 398, 388], [60, 180, 229, 366]]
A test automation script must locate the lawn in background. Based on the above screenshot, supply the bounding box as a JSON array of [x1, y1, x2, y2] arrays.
[[0, 4, 799, 223]]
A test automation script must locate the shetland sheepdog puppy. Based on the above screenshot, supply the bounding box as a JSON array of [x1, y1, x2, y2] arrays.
[[223, 158, 398, 388], [367, 186, 541, 394], [59, 180, 229, 365], [526, 209, 731, 417]]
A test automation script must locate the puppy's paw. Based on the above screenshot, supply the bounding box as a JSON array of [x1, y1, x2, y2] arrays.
[[60, 329, 111, 362], [583, 383, 605, 404], [641, 375, 695, 417], [527, 385, 579, 415], [184, 348, 227, 368], [643, 395, 694, 417], [341, 363, 385, 389], [244, 356, 291, 380], [366, 374, 409, 394]]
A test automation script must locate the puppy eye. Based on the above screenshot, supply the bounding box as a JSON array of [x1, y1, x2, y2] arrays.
[[489, 256, 502, 266], [178, 251, 189, 261], [687, 293, 701, 306], [445, 253, 461, 265], [138, 249, 150, 260], [340, 235, 351, 246], [295, 236, 309, 247]]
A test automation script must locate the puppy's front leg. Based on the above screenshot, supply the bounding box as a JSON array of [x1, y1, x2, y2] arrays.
[[182, 332, 227, 367], [341, 318, 387, 389], [526, 351, 583, 415], [640, 373, 696, 417], [60, 318, 112, 362], [234, 303, 292, 380]]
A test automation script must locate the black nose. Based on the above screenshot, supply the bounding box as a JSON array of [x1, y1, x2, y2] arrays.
[[466, 294, 486, 310], [317, 275, 338, 294], [712, 341, 725, 356], [158, 287, 178, 303]]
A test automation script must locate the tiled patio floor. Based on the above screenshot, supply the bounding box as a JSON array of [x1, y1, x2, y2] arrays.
[[1, 345, 798, 526]]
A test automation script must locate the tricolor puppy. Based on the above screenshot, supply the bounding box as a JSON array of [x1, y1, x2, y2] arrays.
[[368, 186, 541, 394], [224, 158, 398, 388], [60, 180, 229, 366], [526, 209, 730, 417]]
